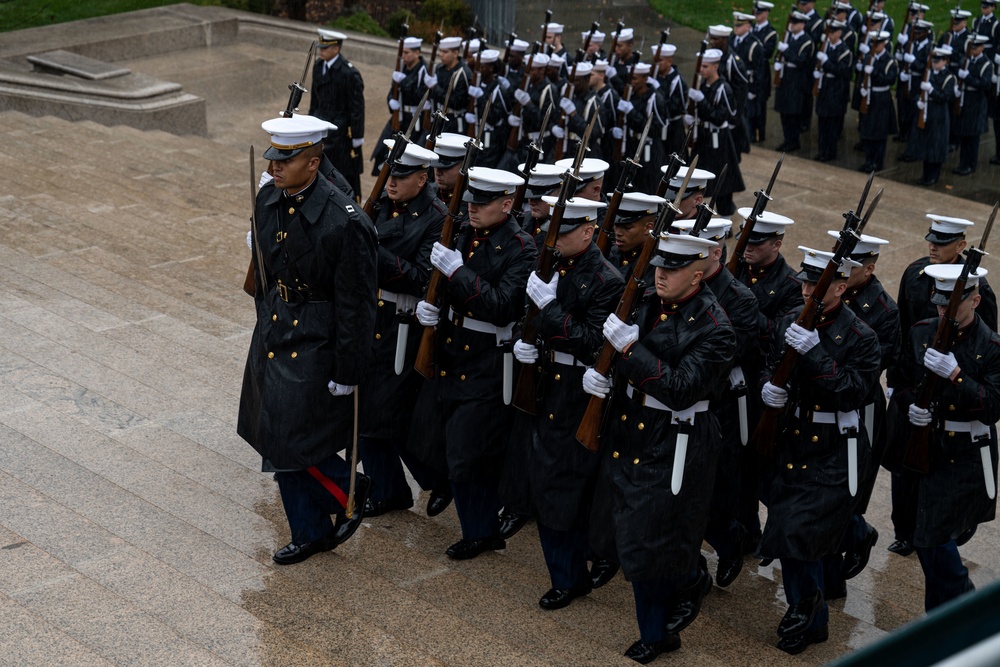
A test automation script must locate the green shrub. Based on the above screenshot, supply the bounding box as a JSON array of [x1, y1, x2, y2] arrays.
[[331, 8, 390, 37], [385, 8, 415, 38], [419, 0, 472, 28]]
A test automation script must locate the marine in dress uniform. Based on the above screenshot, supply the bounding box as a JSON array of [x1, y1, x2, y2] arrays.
[[893, 264, 1000, 611], [854, 30, 898, 172], [430, 132, 467, 210], [584, 233, 736, 664], [430, 36, 472, 136], [773, 12, 815, 152], [511, 198, 625, 610], [618, 63, 670, 195], [814, 20, 855, 162], [372, 37, 430, 174], [358, 142, 451, 517], [758, 247, 881, 655], [751, 1, 780, 142], [895, 20, 933, 152], [607, 193, 667, 282], [308, 29, 366, 201], [886, 215, 999, 556], [519, 163, 565, 238], [906, 46, 959, 186], [237, 115, 378, 564], [685, 49, 746, 216], [410, 167, 538, 560], [952, 35, 994, 175]]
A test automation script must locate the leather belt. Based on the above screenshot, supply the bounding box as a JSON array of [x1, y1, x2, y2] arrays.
[[378, 288, 400, 304], [277, 283, 328, 303], [403, 105, 419, 114], [871, 85, 890, 92], [785, 63, 797, 69], [550, 350, 584, 366], [448, 307, 514, 341], [944, 420, 991, 437], [626, 384, 710, 419]]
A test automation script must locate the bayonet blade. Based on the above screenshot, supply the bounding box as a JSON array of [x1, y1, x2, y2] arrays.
[[573, 108, 600, 178], [856, 169, 876, 218], [404, 88, 432, 140], [631, 112, 655, 163], [671, 154, 699, 208], [708, 163, 729, 213], [765, 153, 784, 196], [857, 187, 884, 235], [979, 201, 998, 251], [441, 69, 460, 113]]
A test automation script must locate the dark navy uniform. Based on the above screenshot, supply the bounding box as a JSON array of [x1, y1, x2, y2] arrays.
[[816, 37, 855, 161], [372, 56, 428, 172], [691, 76, 746, 215], [309, 54, 366, 199], [855, 46, 898, 171], [474, 79, 512, 169], [974, 10, 1000, 60], [624, 86, 669, 194], [953, 51, 994, 173], [657, 66, 690, 157], [432, 60, 472, 135], [774, 29, 815, 151], [505, 75, 558, 169], [752, 19, 779, 141], [733, 31, 767, 152], [907, 65, 958, 185], [895, 33, 931, 147]]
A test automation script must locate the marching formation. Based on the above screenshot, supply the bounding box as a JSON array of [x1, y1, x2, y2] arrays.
[[236, 16, 1000, 666]]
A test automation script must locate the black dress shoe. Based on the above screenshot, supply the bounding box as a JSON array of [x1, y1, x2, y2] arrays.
[[333, 474, 371, 546], [956, 525, 977, 546], [539, 584, 592, 610], [590, 558, 620, 589], [272, 535, 337, 565], [716, 557, 744, 588], [624, 635, 681, 664], [364, 495, 414, 517], [916, 177, 939, 186], [777, 590, 824, 637], [741, 529, 761, 556], [990, 155, 1000, 165], [887, 539, 914, 556], [426, 489, 453, 517], [842, 524, 878, 580], [825, 579, 847, 600], [445, 536, 505, 560], [776, 624, 828, 655], [498, 509, 529, 539], [664, 568, 712, 633], [952, 166, 974, 176]]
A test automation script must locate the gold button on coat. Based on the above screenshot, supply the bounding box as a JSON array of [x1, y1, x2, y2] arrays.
[[267, 352, 274, 359]]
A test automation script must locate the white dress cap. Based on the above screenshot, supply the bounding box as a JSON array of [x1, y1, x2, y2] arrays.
[[649, 233, 719, 268], [671, 218, 732, 242], [614, 28, 635, 41], [575, 61, 594, 77], [479, 49, 501, 64], [666, 166, 716, 194], [825, 230, 890, 258], [403, 37, 423, 49], [511, 39, 530, 51], [543, 22, 565, 34], [925, 264, 989, 305], [463, 167, 524, 203], [439, 36, 463, 50], [701, 48, 724, 63], [261, 115, 329, 160], [532, 53, 551, 68], [709, 24, 734, 37], [554, 157, 610, 184], [797, 246, 861, 280], [317, 29, 347, 45]]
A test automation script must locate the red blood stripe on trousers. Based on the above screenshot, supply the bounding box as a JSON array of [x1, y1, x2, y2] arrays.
[[306, 466, 349, 508]]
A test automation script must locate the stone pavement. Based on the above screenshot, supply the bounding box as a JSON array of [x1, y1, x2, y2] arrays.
[[0, 7, 999, 667]]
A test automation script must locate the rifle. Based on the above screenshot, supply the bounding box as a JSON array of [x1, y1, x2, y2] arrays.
[[414, 95, 492, 379], [608, 19, 625, 68], [466, 44, 484, 138], [654, 127, 693, 198], [243, 146, 267, 297], [391, 23, 410, 133], [687, 33, 709, 151], [511, 104, 552, 214], [904, 203, 997, 473], [576, 156, 700, 451], [512, 110, 599, 413], [503, 31, 517, 77], [555, 23, 598, 159], [727, 154, 784, 275], [612, 55, 642, 162], [687, 163, 729, 235], [506, 42, 542, 151], [859, 47, 875, 114], [916, 40, 934, 129], [425, 70, 459, 150], [751, 177, 882, 458], [774, 9, 794, 86], [651, 29, 671, 80], [363, 88, 430, 218], [421, 30, 444, 134], [595, 112, 654, 255], [900, 5, 916, 101], [955, 37, 974, 115], [281, 41, 315, 118], [541, 9, 554, 55], [812, 19, 832, 97]]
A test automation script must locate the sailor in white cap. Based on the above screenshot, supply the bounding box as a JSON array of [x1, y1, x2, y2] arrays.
[[906, 45, 958, 186], [607, 27, 640, 97], [896, 262, 1000, 614], [952, 34, 993, 176], [510, 195, 624, 612], [976, 0, 999, 61], [467, 50, 513, 169], [945, 10, 974, 72], [895, 20, 935, 155], [430, 36, 472, 136], [758, 244, 880, 656], [507, 53, 559, 163], [588, 58, 621, 161], [607, 192, 666, 280], [550, 60, 605, 161], [583, 230, 735, 664], [663, 166, 716, 219], [239, 113, 378, 565], [411, 165, 537, 561], [686, 48, 746, 215], [357, 139, 453, 519], [707, 22, 753, 155], [583, 29, 607, 61], [371, 34, 434, 176], [646, 43, 689, 157], [751, 1, 780, 142], [520, 163, 565, 235], [503, 38, 531, 89], [544, 22, 574, 74], [554, 157, 610, 201], [546, 52, 568, 87], [309, 27, 365, 199], [613, 61, 671, 193], [856, 28, 898, 172], [773, 11, 815, 153], [814, 19, 853, 163]]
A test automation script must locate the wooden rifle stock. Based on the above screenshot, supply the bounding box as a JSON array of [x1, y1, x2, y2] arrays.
[[859, 49, 874, 114], [391, 25, 409, 132], [900, 14, 915, 101], [654, 133, 691, 198], [608, 20, 624, 68], [812, 22, 831, 97], [466, 48, 484, 138], [541, 10, 553, 54], [596, 113, 656, 255]]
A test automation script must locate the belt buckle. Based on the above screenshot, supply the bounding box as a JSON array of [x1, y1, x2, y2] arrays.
[[277, 283, 291, 302]]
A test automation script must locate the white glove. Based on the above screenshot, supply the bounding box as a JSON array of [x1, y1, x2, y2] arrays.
[[611, 126, 624, 139], [559, 97, 576, 114], [430, 241, 463, 277], [468, 85, 484, 98], [861, 24, 868, 35], [958, 68, 970, 79], [816, 50, 829, 64], [514, 88, 532, 106], [995, 54, 1000, 66], [904, 52, 916, 63], [777, 41, 789, 52], [748, 91, 757, 100], [864, 64, 874, 74], [688, 88, 705, 103], [774, 61, 784, 72], [920, 80, 933, 91], [465, 112, 478, 125], [954, 84, 962, 97], [352, 138, 365, 148], [860, 86, 870, 97], [389, 99, 401, 111], [526, 271, 559, 309], [424, 72, 438, 88], [908, 403, 932, 427], [415, 300, 440, 326], [552, 124, 566, 138], [246, 230, 253, 250], [856, 61, 864, 72], [684, 113, 696, 126], [785, 322, 821, 355], [259, 170, 274, 188], [606, 67, 617, 79], [898, 32, 909, 45], [508, 113, 522, 127], [603, 313, 639, 353], [900, 71, 911, 82], [513, 339, 539, 364], [813, 70, 822, 79], [886, 387, 894, 399], [648, 77, 661, 90], [582, 368, 612, 398], [499, 76, 511, 90], [392, 71, 406, 83], [859, 42, 871, 55], [423, 100, 433, 111], [617, 99, 634, 114], [328, 381, 355, 396], [923, 348, 959, 379], [896, 50, 905, 61], [917, 100, 926, 110], [762, 381, 788, 408], [994, 74, 999, 83]]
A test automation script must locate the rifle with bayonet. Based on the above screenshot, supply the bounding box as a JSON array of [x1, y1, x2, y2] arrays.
[[751, 174, 882, 458], [612, 54, 642, 162], [466, 35, 484, 138], [727, 154, 784, 275], [576, 155, 700, 451], [414, 96, 492, 378], [281, 41, 315, 118], [421, 30, 444, 135], [503, 31, 517, 76], [512, 109, 599, 413], [391, 23, 410, 133], [899, 3, 916, 102], [511, 104, 552, 215], [541, 9, 554, 54], [774, 8, 794, 86], [651, 29, 670, 80], [507, 42, 542, 151], [363, 88, 430, 218], [608, 19, 625, 68], [687, 31, 709, 151], [654, 129, 692, 198], [242, 146, 267, 297], [904, 203, 998, 474], [425, 70, 460, 150], [595, 112, 654, 255], [555, 22, 598, 159]]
